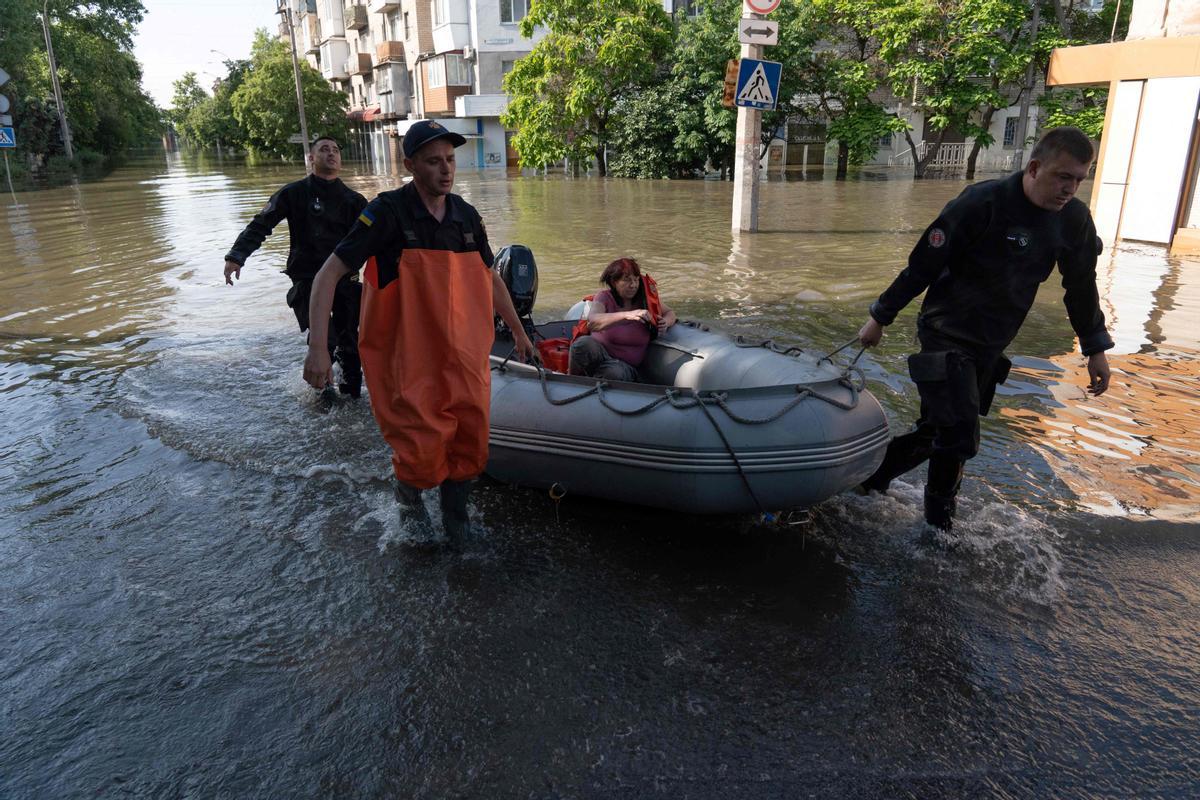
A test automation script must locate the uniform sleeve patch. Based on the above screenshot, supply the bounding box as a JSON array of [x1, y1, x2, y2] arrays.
[[357, 209, 375, 227], [928, 227, 946, 248]]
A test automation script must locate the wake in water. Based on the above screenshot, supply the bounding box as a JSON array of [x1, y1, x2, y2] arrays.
[[824, 480, 1067, 605]]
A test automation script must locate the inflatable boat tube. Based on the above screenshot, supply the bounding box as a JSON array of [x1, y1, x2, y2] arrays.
[[487, 319, 889, 514]]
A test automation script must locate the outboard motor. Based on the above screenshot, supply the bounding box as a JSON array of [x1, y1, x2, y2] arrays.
[[494, 244, 538, 337]]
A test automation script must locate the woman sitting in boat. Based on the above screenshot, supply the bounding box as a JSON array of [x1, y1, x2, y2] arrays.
[[568, 257, 677, 382]]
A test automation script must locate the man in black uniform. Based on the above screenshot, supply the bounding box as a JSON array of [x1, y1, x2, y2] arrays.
[[302, 120, 534, 548], [857, 126, 1113, 531], [223, 136, 368, 397]]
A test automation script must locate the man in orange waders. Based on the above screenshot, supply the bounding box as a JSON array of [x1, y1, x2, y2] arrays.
[[302, 120, 535, 549]]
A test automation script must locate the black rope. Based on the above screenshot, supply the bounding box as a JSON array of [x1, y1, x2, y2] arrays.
[[694, 392, 767, 515]]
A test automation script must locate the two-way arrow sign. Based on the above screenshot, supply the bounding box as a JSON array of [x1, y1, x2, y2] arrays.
[[738, 18, 778, 46]]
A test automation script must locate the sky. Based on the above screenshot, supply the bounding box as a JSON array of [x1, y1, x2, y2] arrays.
[[132, 0, 281, 107]]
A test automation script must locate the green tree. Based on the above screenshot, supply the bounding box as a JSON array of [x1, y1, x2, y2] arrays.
[[230, 30, 348, 160], [873, 0, 1030, 177], [1, 0, 160, 168], [501, 0, 673, 175], [170, 72, 210, 144], [608, 78, 701, 178], [638, 0, 819, 180], [799, 0, 908, 179]]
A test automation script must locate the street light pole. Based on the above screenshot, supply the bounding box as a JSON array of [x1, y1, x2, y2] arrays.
[[277, 1, 311, 173], [41, 0, 73, 160]]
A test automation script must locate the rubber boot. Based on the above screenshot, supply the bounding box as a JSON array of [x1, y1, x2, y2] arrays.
[[439, 479, 474, 551], [393, 480, 434, 537], [861, 427, 936, 493], [923, 489, 957, 531], [923, 453, 965, 532], [337, 347, 362, 399]]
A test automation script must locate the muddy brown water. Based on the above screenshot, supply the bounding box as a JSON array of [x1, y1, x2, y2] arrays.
[[1, 154, 1197, 797]]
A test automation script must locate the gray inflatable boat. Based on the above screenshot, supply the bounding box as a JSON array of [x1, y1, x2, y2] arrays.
[[487, 319, 889, 514]]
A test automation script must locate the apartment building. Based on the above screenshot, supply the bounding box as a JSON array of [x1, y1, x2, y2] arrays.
[[280, 0, 542, 170]]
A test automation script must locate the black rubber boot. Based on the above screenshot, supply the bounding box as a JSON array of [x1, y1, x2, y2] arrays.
[[439, 479, 474, 551], [336, 348, 362, 399], [861, 427, 936, 493], [923, 453, 965, 531], [393, 480, 434, 537], [923, 489, 957, 531]]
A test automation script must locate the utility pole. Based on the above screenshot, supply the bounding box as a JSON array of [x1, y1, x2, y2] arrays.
[[41, 0, 73, 160], [731, 0, 782, 232], [277, 0, 312, 173], [732, 31, 763, 232]]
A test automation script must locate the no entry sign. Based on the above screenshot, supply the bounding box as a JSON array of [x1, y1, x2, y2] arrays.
[[744, 0, 782, 14]]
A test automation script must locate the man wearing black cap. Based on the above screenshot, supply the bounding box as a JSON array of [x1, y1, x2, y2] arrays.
[[302, 120, 535, 549], [223, 136, 368, 398]]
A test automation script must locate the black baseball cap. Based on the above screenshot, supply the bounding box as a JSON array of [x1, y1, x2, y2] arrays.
[[402, 120, 467, 158]]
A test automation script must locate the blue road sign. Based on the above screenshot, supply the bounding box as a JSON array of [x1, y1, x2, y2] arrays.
[[735, 58, 782, 111], [0, 126, 14, 148]]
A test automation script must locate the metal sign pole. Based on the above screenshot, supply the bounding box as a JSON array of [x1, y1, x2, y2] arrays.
[[4, 152, 17, 206]]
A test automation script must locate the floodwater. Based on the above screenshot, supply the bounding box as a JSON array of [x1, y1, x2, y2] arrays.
[[1, 154, 1197, 798]]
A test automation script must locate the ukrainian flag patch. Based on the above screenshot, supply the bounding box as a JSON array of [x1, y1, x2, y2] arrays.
[[358, 209, 375, 227]]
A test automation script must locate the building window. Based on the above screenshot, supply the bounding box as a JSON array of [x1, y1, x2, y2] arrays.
[[501, 59, 516, 75], [878, 133, 892, 147], [402, 11, 410, 38], [1003, 116, 1019, 147], [428, 54, 470, 89], [431, 0, 447, 25], [500, 0, 528, 24]]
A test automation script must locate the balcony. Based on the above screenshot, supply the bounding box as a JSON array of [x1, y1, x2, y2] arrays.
[[455, 93, 509, 118], [368, 0, 398, 12], [375, 40, 405, 65], [320, 38, 350, 79], [301, 14, 321, 54], [345, 52, 372, 76], [343, 3, 367, 31], [379, 91, 410, 119], [432, 22, 470, 54]]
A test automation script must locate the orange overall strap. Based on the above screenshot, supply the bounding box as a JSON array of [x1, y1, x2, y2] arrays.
[[359, 247, 494, 488]]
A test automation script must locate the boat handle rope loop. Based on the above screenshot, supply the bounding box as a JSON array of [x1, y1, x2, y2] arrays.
[[492, 332, 870, 522]]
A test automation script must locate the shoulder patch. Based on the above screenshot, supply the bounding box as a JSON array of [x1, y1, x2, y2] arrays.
[[927, 227, 946, 248], [357, 208, 375, 227]]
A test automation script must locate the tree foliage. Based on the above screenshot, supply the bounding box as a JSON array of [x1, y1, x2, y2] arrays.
[[501, 0, 673, 174], [0, 0, 161, 171], [798, 0, 907, 177], [870, 0, 1032, 177], [168, 60, 250, 150], [229, 30, 349, 160]]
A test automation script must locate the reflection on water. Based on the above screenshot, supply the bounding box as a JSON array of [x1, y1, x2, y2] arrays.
[[1, 153, 1199, 798], [0, 154, 1196, 515]]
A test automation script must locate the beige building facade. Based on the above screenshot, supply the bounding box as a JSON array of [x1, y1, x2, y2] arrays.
[[280, 0, 541, 171], [1048, 0, 1200, 254]]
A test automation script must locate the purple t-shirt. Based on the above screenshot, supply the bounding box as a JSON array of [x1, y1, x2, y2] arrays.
[[590, 289, 651, 366]]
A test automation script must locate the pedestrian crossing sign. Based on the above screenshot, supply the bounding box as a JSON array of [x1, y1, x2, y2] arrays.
[[0, 127, 14, 148], [735, 58, 782, 111]]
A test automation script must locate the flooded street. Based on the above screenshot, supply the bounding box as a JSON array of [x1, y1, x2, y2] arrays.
[[1, 154, 1197, 797]]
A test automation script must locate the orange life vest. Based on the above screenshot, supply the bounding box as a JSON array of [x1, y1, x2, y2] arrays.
[[359, 247, 494, 488]]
